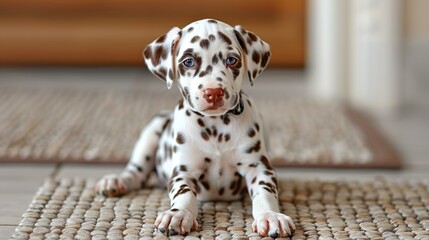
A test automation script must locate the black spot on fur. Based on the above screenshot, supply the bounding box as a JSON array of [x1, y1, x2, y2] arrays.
[[229, 180, 236, 190], [252, 70, 258, 79], [193, 56, 202, 78], [200, 39, 210, 49], [161, 119, 171, 132], [224, 89, 230, 100], [197, 118, 205, 127], [218, 31, 232, 45], [168, 69, 174, 80], [199, 173, 205, 181], [252, 51, 261, 64], [212, 55, 219, 65], [208, 34, 216, 42], [248, 128, 256, 137], [272, 176, 279, 188], [217, 133, 223, 143], [218, 52, 223, 61], [208, 19, 218, 24], [260, 155, 273, 170], [249, 163, 258, 168], [155, 34, 166, 43], [212, 126, 218, 137], [246, 141, 261, 153], [251, 177, 257, 184], [173, 187, 192, 199], [143, 46, 151, 59], [222, 115, 230, 125], [225, 134, 230, 142], [254, 123, 260, 131], [231, 63, 242, 80], [201, 181, 210, 190], [152, 45, 167, 65], [198, 65, 213, 78], [232, 175, 243, 195], [179, 165, 188, 172], [178, 99, 184, 110], [248, 31, 258, 42], [154, 67, 167, 80], [176, 132, 185, 144], [263, 187, 275, 194], [261, 52, 270, 68], [205, 128, 212, 136], [178, 64, 186, 77], [247, 71, 253, 83], [201, 131, 209, 141], [191, 36, 201, 43], [132, 163, 142, 172], [234, 30, 248, 54]]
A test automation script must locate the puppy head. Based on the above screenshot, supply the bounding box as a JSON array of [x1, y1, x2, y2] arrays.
[[143, 19, 270, 116]]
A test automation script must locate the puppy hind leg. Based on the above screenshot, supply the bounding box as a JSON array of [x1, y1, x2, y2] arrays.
[[96, 111, 172, 196]]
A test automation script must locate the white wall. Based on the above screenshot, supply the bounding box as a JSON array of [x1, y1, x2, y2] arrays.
[[308, 0, 403, 117]]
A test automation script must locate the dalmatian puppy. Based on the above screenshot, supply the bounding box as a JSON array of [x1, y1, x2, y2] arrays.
[[96, 19, 295, 238]]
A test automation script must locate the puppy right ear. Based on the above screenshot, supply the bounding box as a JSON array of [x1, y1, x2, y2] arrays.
[[143, 27, 182, 89]]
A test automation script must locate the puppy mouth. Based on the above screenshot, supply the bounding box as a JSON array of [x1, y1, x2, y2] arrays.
[[204, 100, 224, 111], [198, 100, 231, 116]]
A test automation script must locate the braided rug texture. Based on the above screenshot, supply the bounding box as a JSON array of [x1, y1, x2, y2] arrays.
[[12, 178, 429, 240], [0, 85, 396, 168]]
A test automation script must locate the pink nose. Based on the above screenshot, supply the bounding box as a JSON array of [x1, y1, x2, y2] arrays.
[[203, 88, 224, 103]]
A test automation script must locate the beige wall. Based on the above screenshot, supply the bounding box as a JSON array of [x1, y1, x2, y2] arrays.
[[405, 0, 429, 40], [404, 0, 429, 110]]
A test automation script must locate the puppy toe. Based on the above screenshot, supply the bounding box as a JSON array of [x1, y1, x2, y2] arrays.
[[155, 208, 196, 236]]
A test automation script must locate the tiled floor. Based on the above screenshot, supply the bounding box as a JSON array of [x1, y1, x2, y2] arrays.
[[0, 69, 428, 238]]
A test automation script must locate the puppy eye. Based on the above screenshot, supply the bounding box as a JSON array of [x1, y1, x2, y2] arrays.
[[226, 56, 239, 67], [182, 58, 196, 68]]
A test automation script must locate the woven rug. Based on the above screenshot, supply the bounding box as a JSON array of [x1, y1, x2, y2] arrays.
[[0, 84, 400, 168], [11, 177, 429, 239]]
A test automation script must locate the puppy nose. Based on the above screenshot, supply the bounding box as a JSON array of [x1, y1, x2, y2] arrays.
[[203, 88, 224, 103]]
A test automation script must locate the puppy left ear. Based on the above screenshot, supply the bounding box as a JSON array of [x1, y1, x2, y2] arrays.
[[233, 25, 271, 86], [143, 27, 182, 89]]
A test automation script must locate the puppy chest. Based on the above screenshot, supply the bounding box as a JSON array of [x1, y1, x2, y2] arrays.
[[194, 155, 246, 201]]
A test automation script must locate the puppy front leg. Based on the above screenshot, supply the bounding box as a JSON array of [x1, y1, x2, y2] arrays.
[[155, 167, 198, 236], [242, 155, 296, 238]]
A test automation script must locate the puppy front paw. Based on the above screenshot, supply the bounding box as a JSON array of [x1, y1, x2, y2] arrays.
[[155, 208, 198, 236], [252, 211, 296, 238], [95, 173, 133, 197]]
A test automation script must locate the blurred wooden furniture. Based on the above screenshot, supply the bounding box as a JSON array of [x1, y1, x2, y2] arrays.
[[0, 0, 306, 67]]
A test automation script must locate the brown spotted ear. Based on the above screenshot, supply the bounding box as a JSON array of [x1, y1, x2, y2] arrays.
[[143, 27, 182, 89], [233, 25, 271, 86]]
